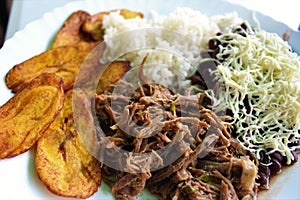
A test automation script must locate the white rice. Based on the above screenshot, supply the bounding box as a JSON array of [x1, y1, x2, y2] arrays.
[[101, 8, 242, 90]]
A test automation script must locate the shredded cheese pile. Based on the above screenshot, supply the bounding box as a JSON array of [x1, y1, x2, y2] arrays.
[[210, 23, 300, 164]]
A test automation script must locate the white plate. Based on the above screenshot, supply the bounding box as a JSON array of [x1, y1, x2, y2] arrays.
[[0, 0, 299, 199]]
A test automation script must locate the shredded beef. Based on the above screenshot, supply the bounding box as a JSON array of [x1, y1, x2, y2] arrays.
[[95, 80, 258, 200]]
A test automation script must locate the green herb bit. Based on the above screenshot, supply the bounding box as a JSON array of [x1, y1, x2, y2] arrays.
[[170, 102, 176, 112], [198, 173, 219, 184], [181, 184, 196, 196]]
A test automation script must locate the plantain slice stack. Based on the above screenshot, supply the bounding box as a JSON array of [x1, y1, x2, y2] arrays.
[[35, 89, 101, 198], [5, 9, 143, 94], [0, 73, 64, 158], [1, 8, 144, 199]]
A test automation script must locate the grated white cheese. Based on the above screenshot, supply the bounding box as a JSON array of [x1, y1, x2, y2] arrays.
[[209, 23, 300, 164]]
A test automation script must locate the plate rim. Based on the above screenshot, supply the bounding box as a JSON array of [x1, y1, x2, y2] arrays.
[[0, 0, 299, 199]]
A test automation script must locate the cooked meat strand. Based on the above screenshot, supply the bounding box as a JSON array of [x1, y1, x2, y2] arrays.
[[112, 172, 151, 200]]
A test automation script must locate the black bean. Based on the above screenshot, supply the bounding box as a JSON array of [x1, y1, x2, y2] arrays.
[[240, 23, 248, 31], [282, 156, 287, 164], [238, 31, 246, 37], [196, 61, 217, 90], [260, 152, 271, 164], [216, 32, 223, 36], [226, 109, 234, 117], [200, 51, 210, 58], [221, 53, 229, 61], [209, 47, 220, 59], [198, 60, 217, 71], [235, 27, 242, 32], [257, 172, 270, 189], [270, 151, 283, 163], [291, 150, 298, 164], [258, 164, 270, 177], [289, 139, 300, 147], [282, 151, 298, 165], [208, 39, 220, 50], [233, 27, 247, 37], [269, 158, 282, 175], [189, 74, 203, 85]]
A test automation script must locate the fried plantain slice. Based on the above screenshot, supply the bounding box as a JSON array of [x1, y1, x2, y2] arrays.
[[96, 61, 131, 95], [82, 9, 143, 41], [36, 89, 101, 198], [5, 41, 100, 93], [51, 10, 92, 48], [0, 73, 64, 159]]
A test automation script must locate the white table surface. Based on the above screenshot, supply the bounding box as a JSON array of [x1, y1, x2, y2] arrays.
[[5, 0, 300, 42]]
